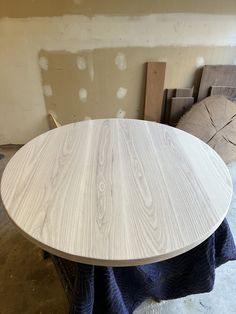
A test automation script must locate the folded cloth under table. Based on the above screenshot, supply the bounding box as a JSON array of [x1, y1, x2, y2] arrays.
[[70, 219, 236, 314]]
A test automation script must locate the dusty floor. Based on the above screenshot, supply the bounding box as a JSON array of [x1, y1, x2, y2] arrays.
[[1, 146, 236, 314], [0, 146, 69, 314]]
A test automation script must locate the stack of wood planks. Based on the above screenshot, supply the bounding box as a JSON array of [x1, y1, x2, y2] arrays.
[[144, 64, 236, 126], [143, 62, 194, 125], [164, 88, 194, 126]]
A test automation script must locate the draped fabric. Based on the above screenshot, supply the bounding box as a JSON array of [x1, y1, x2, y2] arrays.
[[70, 219, 236, 314]]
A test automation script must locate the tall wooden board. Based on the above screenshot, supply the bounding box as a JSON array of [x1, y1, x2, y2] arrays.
[[144, 62, 166, 122]]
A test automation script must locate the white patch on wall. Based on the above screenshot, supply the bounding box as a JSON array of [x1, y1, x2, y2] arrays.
[[39, 56, 48, 71], [117, 87, 128, 99], [77, 56, 87, 70], [116, 108, 126, 118], [43, 85, 53, 97], [233, 57, 236, 65], [2, 14, 236, 145], [79, 88, 88, 102], [115, 53, 127, 71], [196, 56, 205, 67]]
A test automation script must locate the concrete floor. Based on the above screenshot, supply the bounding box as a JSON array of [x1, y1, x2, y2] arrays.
[[0, 146, 69, 314], [135, 161, 236, 314], [1, 146, 236, 314]]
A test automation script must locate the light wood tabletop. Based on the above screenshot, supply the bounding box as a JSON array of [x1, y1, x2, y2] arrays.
[[0, 119, 233, 266]]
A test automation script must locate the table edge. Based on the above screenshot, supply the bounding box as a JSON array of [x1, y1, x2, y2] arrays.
[[2, 199, 230, 267]]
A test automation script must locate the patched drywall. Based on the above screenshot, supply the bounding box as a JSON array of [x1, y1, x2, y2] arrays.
[[1, 13, 236, 143], [40, 47, 236, 125]]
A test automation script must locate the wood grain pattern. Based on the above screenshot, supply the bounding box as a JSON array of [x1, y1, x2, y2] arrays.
[[210, 86, 236, 98], [177, 95, 236, 164], [197, 65, 236, 102], [0, 119, 232, 266], [144, 62, 166, 122]]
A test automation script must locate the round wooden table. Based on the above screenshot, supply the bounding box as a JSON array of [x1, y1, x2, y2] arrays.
[[0, 119, 233, 267]]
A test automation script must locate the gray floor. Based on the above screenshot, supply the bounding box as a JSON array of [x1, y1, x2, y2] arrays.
[[0, 146, 236, 314], [0, 146, 69, 314]]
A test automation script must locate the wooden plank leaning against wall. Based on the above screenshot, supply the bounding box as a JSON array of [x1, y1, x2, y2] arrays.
[[144, 62, 166, 123], [144, 65, 236, 126]]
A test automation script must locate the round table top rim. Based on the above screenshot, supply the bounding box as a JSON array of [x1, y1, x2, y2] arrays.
[[0, 119, 233, 266]]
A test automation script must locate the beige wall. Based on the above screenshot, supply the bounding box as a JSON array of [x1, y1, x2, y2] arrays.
[[41, 47, 236, 125], [1, 0, 236, 17], [0, 2, 236, 144]]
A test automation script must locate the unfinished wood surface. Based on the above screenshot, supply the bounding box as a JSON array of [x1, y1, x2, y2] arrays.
[[175, 87, 194, 98], [169, 97, 194, 126], [197, 65, 236, 102], [144, 62, 166, 122], [48, 112, 62, 129], [1, 119, 232, 266], [164, 88, 194, 124], [210, 86, 236, 98], [177, 96, 236, 164], [163, 89, 175, 124]]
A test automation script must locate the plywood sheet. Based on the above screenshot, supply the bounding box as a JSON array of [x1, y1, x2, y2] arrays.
[[197, 65, 236, 102], [39, 48, 236, 142], [144, 62, 166, 122]]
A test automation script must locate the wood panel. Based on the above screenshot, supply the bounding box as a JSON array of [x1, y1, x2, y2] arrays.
[[175, 87, 194, 98], [163, 89, 175, 124], [197, 65, 236, 102], [210, 86, 236, 98], [169, 97, 194, 126], [144, 62, 166, 122], [1, 119, 232, 266], [164, 88, 194, 124]]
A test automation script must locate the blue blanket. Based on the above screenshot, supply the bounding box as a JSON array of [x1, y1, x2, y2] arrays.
[[70, 219, 236, 314]]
